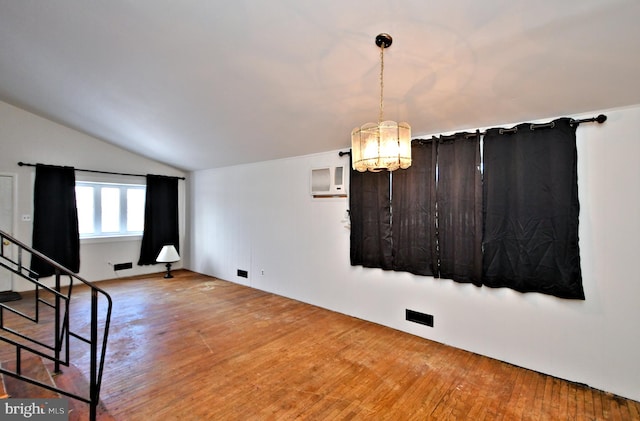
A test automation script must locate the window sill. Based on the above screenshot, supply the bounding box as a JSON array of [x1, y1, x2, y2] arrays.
[[80, 235, 143, 245]]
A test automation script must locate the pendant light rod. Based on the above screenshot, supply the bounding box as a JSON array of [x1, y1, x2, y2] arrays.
[[376, 34, 392, 124]]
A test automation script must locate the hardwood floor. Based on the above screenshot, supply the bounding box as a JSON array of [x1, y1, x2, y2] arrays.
[[2, 269, 639, 420]]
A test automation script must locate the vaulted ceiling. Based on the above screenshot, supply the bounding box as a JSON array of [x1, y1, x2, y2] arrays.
[[1, 1, 640, 171]]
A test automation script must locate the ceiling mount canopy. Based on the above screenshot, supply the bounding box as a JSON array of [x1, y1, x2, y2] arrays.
[[375, 33, 393, 49], [351, 33, 411, 172]]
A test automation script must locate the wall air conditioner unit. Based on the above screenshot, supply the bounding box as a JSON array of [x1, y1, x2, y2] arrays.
[[311, 166, 347, 198]]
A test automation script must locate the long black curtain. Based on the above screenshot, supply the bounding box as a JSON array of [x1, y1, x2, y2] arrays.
[[436, 132, 483, 285], [391, 139, 438, 276], [350, 166, 392, 269], [138, 175, 179, 265], [30, 164, 80, 278], [482, 118, 584, 299]]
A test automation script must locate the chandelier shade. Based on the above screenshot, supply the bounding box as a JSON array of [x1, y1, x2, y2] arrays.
[[351, 33, 411, 172], [351, 120, 411, 172]]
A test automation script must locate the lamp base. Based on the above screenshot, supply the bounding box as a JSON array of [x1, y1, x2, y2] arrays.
[[164, 263, 173, 279]]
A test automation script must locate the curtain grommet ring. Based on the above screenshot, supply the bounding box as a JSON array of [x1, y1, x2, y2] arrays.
[[499, 127, 518, 135], [530, 122, 555, 131]]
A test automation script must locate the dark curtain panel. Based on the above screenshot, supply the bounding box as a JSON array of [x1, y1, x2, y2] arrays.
[[436, 133, 483, 285], [30, 164, 80, 278], [391, 139, 438, 276], [350, 163, 393, 270], [482, 118, 584, 299], [138, 175, 180, 265]]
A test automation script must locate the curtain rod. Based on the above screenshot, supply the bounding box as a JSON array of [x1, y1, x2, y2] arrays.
[[17, 162, 186, 180], [464, 114, 608, 138], [338, 114, 607, 156]]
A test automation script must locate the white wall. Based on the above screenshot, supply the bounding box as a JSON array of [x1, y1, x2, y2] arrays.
[[189, 105, 640, 402], [0, 101, 186, 289]]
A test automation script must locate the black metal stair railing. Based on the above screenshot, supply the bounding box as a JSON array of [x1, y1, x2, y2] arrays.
[[0, 230, 112, 421]]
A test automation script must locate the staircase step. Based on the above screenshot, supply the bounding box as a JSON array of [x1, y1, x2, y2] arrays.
[[0, 369, 8, 399], [44, 361, 116, 421], [1, 356, 59, 399], [1, 359, 115, 420]]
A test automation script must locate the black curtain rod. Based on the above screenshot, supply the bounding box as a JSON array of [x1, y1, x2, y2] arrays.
[[474, 114, 607, 137], [339, 114, 607, 156], [17, 162, 186, 180]]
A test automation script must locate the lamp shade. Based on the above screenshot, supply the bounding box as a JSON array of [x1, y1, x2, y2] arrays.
[[156, 245, 180, 263], [351, 121, 411, 172]]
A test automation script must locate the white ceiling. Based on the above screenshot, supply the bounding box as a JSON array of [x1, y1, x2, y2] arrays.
[[1, 1, 640, 171]]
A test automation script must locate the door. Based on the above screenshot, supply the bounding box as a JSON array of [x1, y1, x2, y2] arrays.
[[0, 174, 14, 291]]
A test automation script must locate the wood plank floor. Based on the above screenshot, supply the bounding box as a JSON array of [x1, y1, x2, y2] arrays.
[[1, 269, 639, 420]]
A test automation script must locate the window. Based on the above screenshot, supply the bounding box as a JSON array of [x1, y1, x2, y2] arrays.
[[76, 182, 145, 238]]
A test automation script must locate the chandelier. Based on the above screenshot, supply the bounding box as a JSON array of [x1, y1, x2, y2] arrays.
[[351, 33, 411, 172]]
